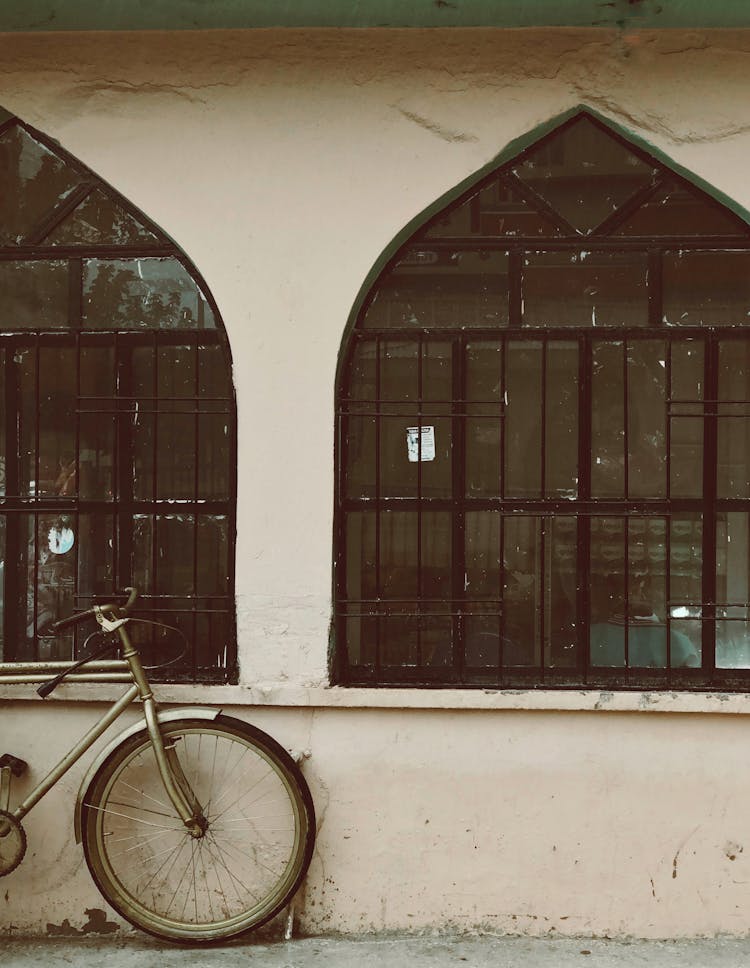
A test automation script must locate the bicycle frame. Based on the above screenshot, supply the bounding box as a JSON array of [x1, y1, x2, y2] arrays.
[[1, 620, 205, 837]]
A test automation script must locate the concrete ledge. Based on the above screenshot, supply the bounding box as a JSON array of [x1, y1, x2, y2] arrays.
[[1, 681, 750, 714]]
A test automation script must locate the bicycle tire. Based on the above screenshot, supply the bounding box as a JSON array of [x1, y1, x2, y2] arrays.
[[80, 714, 315, 943]]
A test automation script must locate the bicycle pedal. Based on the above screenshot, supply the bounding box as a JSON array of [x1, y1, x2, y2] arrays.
[[0, 755, 28, 777]]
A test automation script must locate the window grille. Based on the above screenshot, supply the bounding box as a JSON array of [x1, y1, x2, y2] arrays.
[[0, 113, 236, 682], [335, 109, 750, 690]]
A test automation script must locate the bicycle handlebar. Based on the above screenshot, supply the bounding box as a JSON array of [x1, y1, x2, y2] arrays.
[[46, 587, 138, 635]]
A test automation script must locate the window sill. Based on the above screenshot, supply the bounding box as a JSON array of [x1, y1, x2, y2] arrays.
[[2, 681, 750, 715]]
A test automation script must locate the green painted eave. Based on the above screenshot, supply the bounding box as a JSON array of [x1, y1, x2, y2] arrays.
[[2, 0, 750, 32]]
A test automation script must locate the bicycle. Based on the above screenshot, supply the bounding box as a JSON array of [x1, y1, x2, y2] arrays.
[[0, 589, 316, 943]]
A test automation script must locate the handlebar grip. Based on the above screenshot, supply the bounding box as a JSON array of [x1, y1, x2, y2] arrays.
[[45, 588, 138, 635], [46, 607, 97, 634]]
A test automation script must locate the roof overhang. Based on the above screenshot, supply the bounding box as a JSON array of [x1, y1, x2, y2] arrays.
[[2, 0, 750, 33]]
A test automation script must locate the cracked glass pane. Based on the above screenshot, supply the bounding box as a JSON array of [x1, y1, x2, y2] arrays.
[[614, 179, 748, 236], [523, 251, 648, 327], [513, 116, 655, 234], [422, 177, 561, 238], [0, 123, 81, 244], [47, 188, 160, 245], [83, 257, 216, 330]]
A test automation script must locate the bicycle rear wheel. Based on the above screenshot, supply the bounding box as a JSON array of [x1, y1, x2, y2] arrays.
[[81, 715, 315, 943]]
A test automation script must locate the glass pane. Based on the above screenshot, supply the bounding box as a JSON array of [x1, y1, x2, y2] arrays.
[[465, 510, 501, 600], [628, 340, 666, 498], [513, 116, 654, 233], [718, 340, 750, 499], [344, 415, 376, 499], [362, 250, 508, 329], [344, 511, 377, 666], [0, 518, 5, 659], [197, 344, 232, 501], [505, 341, 542, 497], [545, 517, 578, 668], [523, 251, 648, 327], [0, 124, 81, 245], [379, 511, 418, 666], [591, 515, 701, 670], [669, 514, 702, 668], [380, 416, 417, 498], [465, 340, 502, 497], [380, 339, 417, 405], [0, 348, 5, 497], [34, 513, 77, 660], [545, 342, 578, 498], [420, 342, 453, 497], [79, 345, 116, 500], [380, 510, 418, 600], [76, 513, 115, 604], [615, 180, 747, 237], [47, 188, 159, 245], [344, 339, 377, 403], [423, 177, 561, 238], [345, 511, 377, 602], [196, 516, 229, 596], [589, 517, 625, 666], [629, 517, 668, 668], [379, 340, 453, 498], [156, 344, 196, 500], [38, 346, 77, 498], [344, 346, 378, 493], [669, 340, 704, 498], [83, 258, 216, 330], [422, 340, 452, 407], [17, 347, 38, 498], [465, 512, 502, 670], [420, 512, 453, 667], [132, 346, 156, 501], [591, 341, 624, 497], [716, 512, 750, 668], [663, 251, 750, 326], [503, 516, 541, 666], [0, 261, 69, 329], [464, 611, 501, 668], [134, 514, 196, 595]]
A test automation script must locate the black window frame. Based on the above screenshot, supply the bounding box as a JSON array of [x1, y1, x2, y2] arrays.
[[334, 108, 750, 691], [0, 113, 237, 683]]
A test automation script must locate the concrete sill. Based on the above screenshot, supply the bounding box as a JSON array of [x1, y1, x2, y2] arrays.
[[1, 681, 750, 715]]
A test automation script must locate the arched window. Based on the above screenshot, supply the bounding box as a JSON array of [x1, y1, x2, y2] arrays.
[[0, 109, 236, 682], [335, 107, 750, 690]]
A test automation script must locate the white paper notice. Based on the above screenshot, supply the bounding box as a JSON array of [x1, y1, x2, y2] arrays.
[[406, 425, 436, 462]]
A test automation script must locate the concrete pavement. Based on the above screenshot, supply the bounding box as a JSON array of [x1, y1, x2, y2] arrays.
[[6, 936, 750, 967]]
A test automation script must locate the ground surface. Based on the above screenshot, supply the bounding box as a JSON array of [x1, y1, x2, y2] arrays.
[[6, 936, 750, 967]]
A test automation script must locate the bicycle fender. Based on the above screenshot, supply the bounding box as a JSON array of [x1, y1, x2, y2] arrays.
[[73, 706, 222, 843]]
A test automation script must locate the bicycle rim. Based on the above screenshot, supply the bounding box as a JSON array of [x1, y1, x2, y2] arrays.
[[81, 716, 315, 942]]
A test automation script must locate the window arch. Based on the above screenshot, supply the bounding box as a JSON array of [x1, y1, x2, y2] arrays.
[[0, 109, 236, 682], [335, 107, 750, 690]]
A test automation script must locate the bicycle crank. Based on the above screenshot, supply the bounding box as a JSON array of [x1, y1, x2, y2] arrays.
[[0, 811, 26, 875]]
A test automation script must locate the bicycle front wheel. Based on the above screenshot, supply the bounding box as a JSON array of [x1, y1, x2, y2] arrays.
[[81, 715, 315, 943]]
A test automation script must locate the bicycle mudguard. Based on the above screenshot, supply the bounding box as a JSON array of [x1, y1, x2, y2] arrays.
[[73, 707, 222, 844]]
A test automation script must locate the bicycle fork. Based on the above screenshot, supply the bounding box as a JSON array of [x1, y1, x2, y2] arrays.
[[118, 623, 208, 839]]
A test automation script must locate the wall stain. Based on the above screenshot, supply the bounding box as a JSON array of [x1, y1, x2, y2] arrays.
[[46, 908, 118, 936]]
